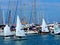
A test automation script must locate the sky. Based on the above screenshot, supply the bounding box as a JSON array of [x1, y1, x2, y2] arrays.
[[0, 0, 60, 25]]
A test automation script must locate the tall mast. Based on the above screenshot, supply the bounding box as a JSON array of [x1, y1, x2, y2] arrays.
[[32, 0, 36, 24], [8, 10, 11, 26], [8, 0, 12, 26], [38, 12, 40, 24], [3, 9, 5, 25], [20, 0, 23, 23], [13, 0, 18, 26], [0, 7, 3, 25], [23, 3, 27, 24], [42, 2, 44, 20]]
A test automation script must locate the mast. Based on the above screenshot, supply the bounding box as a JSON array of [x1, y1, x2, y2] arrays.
[[3, 9, 5, 25], [8, 10, 11, 26], [8, 0, 12, 26], [13, 0, 18, 26], [0, 7, 3, 25], [38, 12, 41, 24], [42, 2, 44, 22], [20, 0, 23, 23], [23, 3, 27, 24], [0, 9, 2, 25], [32, 0, 36, 24]]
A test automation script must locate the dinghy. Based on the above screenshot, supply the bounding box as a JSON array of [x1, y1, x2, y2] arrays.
[[41, 18, 49, 34], [53, 22, 60, 35], [4, 25, 11, 36], [3, 25, 14, 39], [14, 15, 26, 40]]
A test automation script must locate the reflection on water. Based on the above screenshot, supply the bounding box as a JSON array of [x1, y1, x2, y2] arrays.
[[0, 34, 60, 45], [15, 41, 24, 45], [3, 38, 12, 45], [54, 35, 60, 40]]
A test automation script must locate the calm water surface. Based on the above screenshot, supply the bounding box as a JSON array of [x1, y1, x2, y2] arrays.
[[0, 34, 60, 45]]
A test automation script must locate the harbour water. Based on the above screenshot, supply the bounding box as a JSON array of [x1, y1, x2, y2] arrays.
[[0, 34, 60, 45]]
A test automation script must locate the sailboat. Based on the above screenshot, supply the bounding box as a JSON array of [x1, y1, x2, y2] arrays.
[[41, 18, 49, 34], [3, 25, 13, 39], [4, 25, 11, 36], [14, 15, 26, 40], [53, 22, 60, 35]]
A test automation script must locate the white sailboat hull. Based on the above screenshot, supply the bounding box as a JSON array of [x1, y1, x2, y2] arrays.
[[53, 22, 60, 35], [25, 30, 38, 34], [54, 30, 60, 35], [0, 31, 15, 37]]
